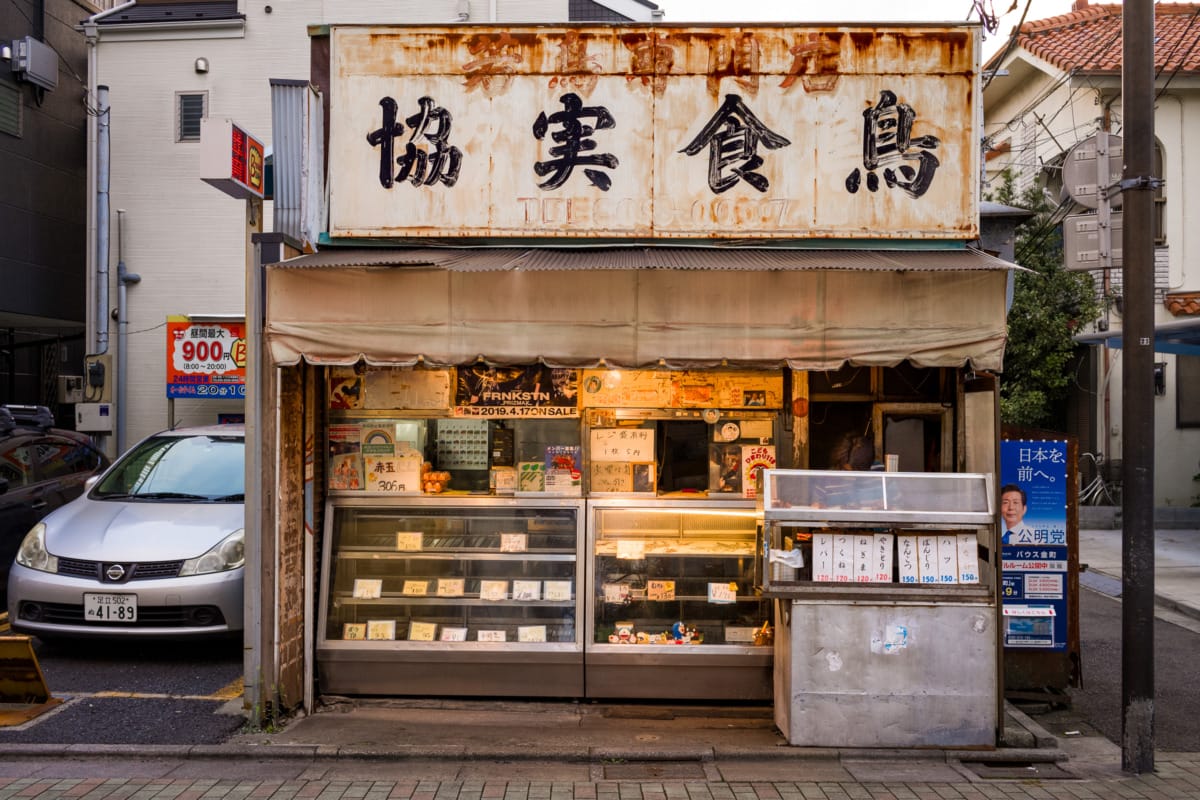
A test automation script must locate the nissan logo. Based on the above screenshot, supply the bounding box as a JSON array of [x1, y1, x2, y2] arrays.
[[105, 564, 127, 581]]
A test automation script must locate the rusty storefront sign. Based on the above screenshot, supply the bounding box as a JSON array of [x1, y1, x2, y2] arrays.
[[328, 25, 979, 240]]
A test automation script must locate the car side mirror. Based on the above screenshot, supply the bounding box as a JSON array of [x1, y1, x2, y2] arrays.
[[85, 475, 101, 491]]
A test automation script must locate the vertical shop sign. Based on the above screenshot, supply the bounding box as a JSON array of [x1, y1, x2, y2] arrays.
[[1000, 439, 1068, 650], [165, 316, 247, 399]]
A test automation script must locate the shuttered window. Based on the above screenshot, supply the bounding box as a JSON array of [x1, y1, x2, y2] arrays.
[[0, 79, 21, 137], [176, 91, 207, 141]]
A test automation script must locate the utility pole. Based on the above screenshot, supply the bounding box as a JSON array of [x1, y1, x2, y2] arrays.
[[1121, 0, 1156, 775]]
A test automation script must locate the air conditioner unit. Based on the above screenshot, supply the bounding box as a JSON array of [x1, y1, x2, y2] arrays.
[[11, 36, 58, 92]]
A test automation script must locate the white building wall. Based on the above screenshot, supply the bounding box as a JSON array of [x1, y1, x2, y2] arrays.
[[95, 0, 604, 450]]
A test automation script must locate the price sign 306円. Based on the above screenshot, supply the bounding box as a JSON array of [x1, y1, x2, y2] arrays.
[[166, 316, 247, 399]]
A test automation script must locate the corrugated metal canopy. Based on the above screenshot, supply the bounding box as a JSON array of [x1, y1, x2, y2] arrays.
[[264, 247, 1014, 371], [273, 246, 1020, 273]]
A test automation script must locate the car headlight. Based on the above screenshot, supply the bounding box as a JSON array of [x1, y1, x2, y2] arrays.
[[16, 523, 59, 574], [179, 529, 245, 576]]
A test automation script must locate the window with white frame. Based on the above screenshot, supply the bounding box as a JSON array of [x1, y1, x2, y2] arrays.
[[176, 91, 207, 142]]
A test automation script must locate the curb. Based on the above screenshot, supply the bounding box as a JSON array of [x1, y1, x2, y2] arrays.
[[0, 741, 1068, 764], [1083, 565, 1200, 623]]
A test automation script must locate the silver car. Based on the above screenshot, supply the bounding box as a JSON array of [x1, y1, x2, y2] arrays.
[[7, 425, 245, 639]]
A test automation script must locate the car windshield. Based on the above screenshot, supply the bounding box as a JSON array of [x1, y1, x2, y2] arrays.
[[93, 433, 244, 501]]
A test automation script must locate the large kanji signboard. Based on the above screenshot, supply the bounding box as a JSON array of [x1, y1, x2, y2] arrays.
[[166, 317, 247, 399], [328, 25, 979, 240]]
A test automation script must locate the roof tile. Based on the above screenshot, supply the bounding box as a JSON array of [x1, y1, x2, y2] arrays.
[[1011, 3, 1200, 74]]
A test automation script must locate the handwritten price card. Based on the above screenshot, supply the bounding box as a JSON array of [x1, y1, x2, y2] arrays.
[[590, 428, 655, 462], [440, 627, 468, 642], [352, 578, 382, 599], [936, 535, 959, 584], [342, 623, 366, 640], [366, 619, 396, 640], [517, 625, 547, 643], [402, 580, 429, 596], [853, 535, 874, 582], [874, 534, 895, 583], [897, 536, 919, 584], [544, 581, 572, 601], [590, 461, 632, 493], [707, 582, 737, 604], [512, 580, 541, 601], [436, 578, 465, 597], [395, 531, 423, 551], [500, 533, 528, 553], [408, 621, 437, 641], [957, 533, 980, 584], [477, 630, 506, 642], [832, 533, 853, 582], [647, 580, 675, 601], [479, 580, 508, 601], [603, 583, 630, 604], [812, 534, 834, 581], [918, 536, 938, 584]]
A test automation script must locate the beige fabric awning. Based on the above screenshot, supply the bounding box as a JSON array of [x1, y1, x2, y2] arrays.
[[265, 248, 1013, 371]]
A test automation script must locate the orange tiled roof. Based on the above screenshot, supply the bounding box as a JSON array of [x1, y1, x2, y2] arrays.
[[1010, 3, 1200, 74]]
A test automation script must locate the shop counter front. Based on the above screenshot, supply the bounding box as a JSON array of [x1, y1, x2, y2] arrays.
[[759, 470, 1000, 747], [586, 499, 773, 700], [317, 495, 774, 699], [317, 496, 585, 697]]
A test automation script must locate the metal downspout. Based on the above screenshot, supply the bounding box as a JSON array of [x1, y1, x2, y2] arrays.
[[116, 210, 140, 453]]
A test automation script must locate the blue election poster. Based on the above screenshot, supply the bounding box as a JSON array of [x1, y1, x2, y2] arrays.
[[1000, 439, 1069, 650]]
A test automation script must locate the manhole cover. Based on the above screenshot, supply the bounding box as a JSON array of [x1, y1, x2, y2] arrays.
[[604, 762, 705, 780], [962, 761, 1074, 780]]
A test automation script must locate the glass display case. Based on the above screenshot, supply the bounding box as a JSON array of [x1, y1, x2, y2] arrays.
[[585, 499, 773, 700], [758, 470, 996, 600], [317, 497, 585, 697]]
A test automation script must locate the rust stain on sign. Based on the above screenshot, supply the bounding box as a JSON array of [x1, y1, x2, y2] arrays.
[[328, 24, 980, 240]]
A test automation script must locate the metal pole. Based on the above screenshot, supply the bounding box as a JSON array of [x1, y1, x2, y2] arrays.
[[1121, 0, 1156, 775]]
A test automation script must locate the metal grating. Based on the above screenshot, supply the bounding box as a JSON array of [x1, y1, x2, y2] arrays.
[[0, 79, 21, 137]]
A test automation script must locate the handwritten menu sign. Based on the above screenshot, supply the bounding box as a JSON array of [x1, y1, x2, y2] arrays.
[[544, 581, 572, 601], [590, 428, 655, 462], [647, 580, 675, 601], [957, 534, 979, 583], [898, 536, 919, 583], [591, 462, 632, 493], [402, 580, 429, 596]]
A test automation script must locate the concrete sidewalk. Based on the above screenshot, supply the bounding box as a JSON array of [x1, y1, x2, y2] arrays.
[[1079, 526, 1200, 624]]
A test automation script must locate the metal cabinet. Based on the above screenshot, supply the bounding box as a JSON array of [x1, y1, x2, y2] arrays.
[[758, 469, 1001, 747]]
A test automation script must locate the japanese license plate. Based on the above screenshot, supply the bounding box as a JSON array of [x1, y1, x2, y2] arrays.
[[83, 593, 138, 622]]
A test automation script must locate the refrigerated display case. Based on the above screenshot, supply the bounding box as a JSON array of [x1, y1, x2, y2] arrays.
[[586, 499, 773, 700], [758, 469, 999, 747], [317, 497, 585, 696]]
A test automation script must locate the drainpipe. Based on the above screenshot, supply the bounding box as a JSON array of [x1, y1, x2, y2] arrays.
[[95, 85, 111, 357], [116, 209, 140, 452], [81, 2, 135, 357]]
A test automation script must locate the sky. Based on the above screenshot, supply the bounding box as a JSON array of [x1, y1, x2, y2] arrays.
[[658, 0, 1082, 60]]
